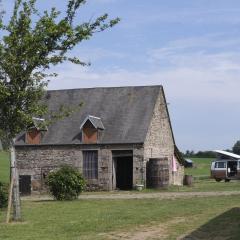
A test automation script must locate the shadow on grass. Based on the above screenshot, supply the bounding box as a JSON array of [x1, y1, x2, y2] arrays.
[[33, 200, 54, 203], [182, 208, 240, 240]]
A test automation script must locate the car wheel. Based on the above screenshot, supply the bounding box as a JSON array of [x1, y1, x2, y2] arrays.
[[225, 179, 230, 182], [215, 178, 222, 182]]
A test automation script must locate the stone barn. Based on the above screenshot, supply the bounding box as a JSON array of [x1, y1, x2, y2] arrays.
[[15, 85, 184, 194]]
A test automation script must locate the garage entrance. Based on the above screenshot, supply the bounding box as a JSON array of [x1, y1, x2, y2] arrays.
[[112, 150, 133, 190]]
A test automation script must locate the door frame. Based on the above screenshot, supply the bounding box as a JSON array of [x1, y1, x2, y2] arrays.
[[112, 150, 133, 190]]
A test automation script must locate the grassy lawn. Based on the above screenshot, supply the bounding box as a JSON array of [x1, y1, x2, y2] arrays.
[[0, 154, 240, 239], [0, 151, 9, 183], [184, 157, 213, 178], [143, 179, 240, 192], [0, 196, 240, 240]]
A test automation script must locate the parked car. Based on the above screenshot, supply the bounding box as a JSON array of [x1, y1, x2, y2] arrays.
[[211, 150, 240, 182]]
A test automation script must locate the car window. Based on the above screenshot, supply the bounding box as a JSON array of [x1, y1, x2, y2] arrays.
[[215, 162, 226, 168]]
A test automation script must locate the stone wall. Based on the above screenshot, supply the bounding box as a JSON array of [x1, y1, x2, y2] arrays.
[[173, 162, 184, 185], [16, 145, 82, 193], [16, 143, 144, 193], [144, 88, 184, 186], [133, 146, 144, 186]]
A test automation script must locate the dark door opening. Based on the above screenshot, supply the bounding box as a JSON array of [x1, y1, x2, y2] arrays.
[[19, 175, 31, 195], [112, 151, 133, 190], [227, 161, 238, 177]]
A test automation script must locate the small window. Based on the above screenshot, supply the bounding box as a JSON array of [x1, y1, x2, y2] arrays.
[[83, 151, 98, 179], [215, 162, 226, 169]]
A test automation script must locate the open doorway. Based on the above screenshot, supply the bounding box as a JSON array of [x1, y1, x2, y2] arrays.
[[19, 175, 31, 195], [112, 150, 133, 190], [227, 161, 238, 177]]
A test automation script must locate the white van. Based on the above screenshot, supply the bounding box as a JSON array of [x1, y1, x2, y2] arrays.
[[211, 159, 240, 182], [211, 150, 240, 182]]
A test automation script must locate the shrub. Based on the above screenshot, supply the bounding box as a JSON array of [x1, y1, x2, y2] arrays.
[[0, 182, 8, 208], [46, 165, 85, 200]]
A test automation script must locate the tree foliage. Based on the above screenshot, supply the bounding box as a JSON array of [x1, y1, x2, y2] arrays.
[[184, 150, 216, 158], [0, 0, 119, 144], [46, 165, 85, 200], [232, 140, 240, 155]]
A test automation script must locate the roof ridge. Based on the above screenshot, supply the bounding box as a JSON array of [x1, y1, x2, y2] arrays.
[[88, 115, 101, 119], [46, 85, 162, 92]]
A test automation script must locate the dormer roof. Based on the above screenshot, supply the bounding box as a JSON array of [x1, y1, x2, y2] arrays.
[[28, 117, 48, 131], [80, 115, 104, 130]]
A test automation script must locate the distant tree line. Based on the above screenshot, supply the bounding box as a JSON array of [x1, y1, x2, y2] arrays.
[[183, 140, 240, 158], [183, 150, 216, 158]]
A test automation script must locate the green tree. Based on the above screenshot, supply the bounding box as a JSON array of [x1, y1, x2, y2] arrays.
[[232, 140, 240, 155], [0, 0, 119, 222]]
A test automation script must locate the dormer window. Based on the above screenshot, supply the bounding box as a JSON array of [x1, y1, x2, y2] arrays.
[[26, 117, 47, 144], [80, 115, 104, 144]]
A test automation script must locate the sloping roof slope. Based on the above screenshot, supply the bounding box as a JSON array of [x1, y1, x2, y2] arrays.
[[16, 85, 162, 145]]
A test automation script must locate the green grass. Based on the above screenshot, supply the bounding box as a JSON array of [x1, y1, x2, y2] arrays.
[[140, 179, 240, 193], [0, 154, 240, 239], [0, 196, 240, 240], [185, 157, 214, 178], [170, 179, 240, 192], [0, 151, 9, 183]]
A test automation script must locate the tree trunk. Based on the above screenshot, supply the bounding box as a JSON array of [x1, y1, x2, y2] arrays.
[[6, 174, 14, 223], [6, 139, 21, 222]]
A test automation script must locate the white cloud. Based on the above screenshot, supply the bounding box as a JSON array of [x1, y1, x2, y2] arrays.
[[48, 33, 240, 106], [48, 63, 240, 104], [144, 36, 240, 99]]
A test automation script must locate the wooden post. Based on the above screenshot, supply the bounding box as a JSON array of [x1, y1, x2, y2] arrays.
[[6, 138, 21, 222]]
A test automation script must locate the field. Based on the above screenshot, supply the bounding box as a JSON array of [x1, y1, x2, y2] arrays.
[[184, 157, 213, 178], [0, 151, 9, 183], [0, 153, 240, 239]]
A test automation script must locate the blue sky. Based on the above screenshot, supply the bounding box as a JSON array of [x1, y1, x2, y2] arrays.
[[3, 0, 240, 152]]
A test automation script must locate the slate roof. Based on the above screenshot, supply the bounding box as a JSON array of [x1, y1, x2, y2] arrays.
[[15, 85, 162, 145]]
